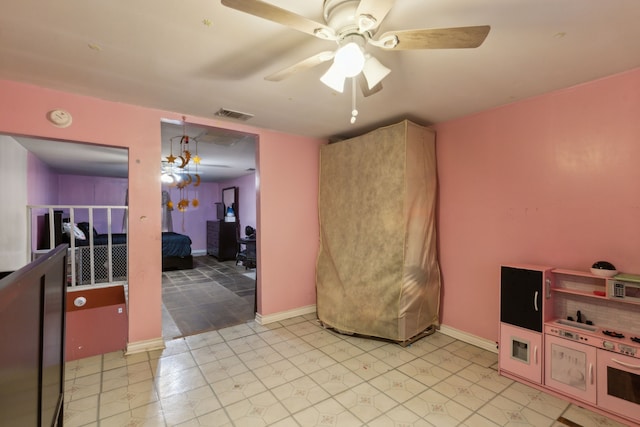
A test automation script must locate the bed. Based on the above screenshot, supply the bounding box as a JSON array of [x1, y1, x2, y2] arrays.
[[73, 222, 194, 275], [160, 232, 193, 270], [40, 212, 193, 285]]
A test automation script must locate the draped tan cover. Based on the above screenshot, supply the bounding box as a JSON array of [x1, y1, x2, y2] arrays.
[[316, 120, 441, 342]]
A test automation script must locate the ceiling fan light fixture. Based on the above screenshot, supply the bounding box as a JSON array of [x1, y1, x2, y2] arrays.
[[320, 62, 347, 92], [369, 34, 399, 49], [362, 55, 391, 90], [334, 41, 365, 77], [314, 27, 334, 40], [357, 14, 377, 32]]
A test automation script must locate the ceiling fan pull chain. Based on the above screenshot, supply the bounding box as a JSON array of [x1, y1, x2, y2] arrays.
[[350, 77, 358, 124]]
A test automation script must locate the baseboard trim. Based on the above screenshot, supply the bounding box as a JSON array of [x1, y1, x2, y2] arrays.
[[253, 310, 497, 355], [125, 337, 166, 355], [256, 305, 317, 325], [191, 249, 207, 256], [438, 324, 498, 354]]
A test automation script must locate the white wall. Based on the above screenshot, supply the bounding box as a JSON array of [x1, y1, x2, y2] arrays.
[[0, 135, 28, 271]]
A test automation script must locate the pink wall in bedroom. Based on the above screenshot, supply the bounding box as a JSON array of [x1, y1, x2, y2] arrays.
[[1, 79, 325, 346], [255, 132, 323, 314], [435, 67, 640, 343]]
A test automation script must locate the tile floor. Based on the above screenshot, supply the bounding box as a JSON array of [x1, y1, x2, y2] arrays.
[[162, 256, 256, 339], [63, 314, 631, 427]]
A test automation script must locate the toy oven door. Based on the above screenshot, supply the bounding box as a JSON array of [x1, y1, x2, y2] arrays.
[[544, 334, 597, 404], [596, 349, 640, 424]]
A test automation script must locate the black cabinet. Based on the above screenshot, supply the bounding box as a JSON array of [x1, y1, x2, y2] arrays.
[[500, 266, 545, 332], [207, 220, 237, 261], [499, 265, 551, 384]]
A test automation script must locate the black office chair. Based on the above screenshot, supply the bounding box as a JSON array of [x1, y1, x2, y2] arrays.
[[236, 226, 257, 269]]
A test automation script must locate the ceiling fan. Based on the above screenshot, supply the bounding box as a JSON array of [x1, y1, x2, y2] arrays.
[[220, 0, 490, 97]]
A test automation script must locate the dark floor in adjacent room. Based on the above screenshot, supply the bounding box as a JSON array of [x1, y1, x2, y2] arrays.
[[161, 255, 256, 339]]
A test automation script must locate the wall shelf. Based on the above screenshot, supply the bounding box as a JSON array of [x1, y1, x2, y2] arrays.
[[550, 287, 608, 300], [552, 268, 608, 280], [551, 269, 607, 300], [551, 269, 640, 306]]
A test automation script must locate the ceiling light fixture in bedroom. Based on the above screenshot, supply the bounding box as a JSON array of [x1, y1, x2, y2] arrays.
[[319, 34, 390, 123], [319, 34, 391, 93], [162, 117, 202, 212]]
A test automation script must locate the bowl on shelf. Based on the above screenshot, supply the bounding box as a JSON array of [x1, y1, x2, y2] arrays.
[[590, 261, 618, 277], [590, 268, 618, 277]]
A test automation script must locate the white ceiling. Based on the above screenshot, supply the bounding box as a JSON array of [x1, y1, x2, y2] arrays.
[[2, 0, 640, 178], [14, 122, 257, 182]]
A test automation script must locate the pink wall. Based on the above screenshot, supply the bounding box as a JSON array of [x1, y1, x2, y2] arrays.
[[0, 81, 165, 343], [1, 79, 325, 346], [256, 132, 324, 314], [435, 68, 640, 343]]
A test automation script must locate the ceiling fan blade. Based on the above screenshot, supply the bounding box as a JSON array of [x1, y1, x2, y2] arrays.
[[265, 51, 335, 81], [377, 25, 490, 50], [355, 0, 395, 31], [221, 0, 336, 40], [358, 74, 383, 97]]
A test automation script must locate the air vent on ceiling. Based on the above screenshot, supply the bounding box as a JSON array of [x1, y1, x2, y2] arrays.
[[214, 108, 254, 121]]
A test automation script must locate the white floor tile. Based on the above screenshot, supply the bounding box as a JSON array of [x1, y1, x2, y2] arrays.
[[561, 404, 631, 427], [500, 381, 569, 420], [397, 356, 453, 387], [288, 348, 338, 374], [369, 369, 430, 403], [334, 382, 398, 423], [477, 395, 555, 426], [404, 389, 473, 425], [199, 354, 249, 384], [309, 363, 365, 395], [271, 375, 331, 413], [433, 374, 497, 411], [63, 314, 626, 427], [341, 352, 394, 381], [224, 390, 290, 426], [210, 370, 267, 406], [159, 385, 221, 426], [367, 405, 433, 427], [293, 397, 363, 427]]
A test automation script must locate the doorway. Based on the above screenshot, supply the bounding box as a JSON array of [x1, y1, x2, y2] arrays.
[[159, 120, 258, 339]]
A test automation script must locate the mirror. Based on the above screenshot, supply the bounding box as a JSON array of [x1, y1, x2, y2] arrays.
[[222, 186, 239, 222]]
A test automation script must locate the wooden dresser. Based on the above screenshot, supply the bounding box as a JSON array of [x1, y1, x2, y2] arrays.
[[206, 220, 238, 261]]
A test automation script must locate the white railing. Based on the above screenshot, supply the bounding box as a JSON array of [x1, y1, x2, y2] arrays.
[[27, 205, 128, 287]]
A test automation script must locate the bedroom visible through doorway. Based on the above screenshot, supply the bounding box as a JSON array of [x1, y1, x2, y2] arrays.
[[159, 120, 258, 339]]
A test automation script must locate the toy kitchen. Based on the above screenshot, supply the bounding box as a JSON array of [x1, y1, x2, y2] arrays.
[[499, 264, 640, 426]]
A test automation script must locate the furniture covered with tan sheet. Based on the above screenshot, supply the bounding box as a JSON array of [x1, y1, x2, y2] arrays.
[[316, 120, 441, 343]]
